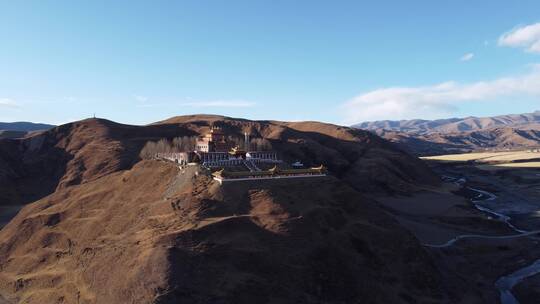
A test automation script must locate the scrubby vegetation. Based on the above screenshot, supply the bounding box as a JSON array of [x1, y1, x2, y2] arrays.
[[249, 137, 272, 151], [139, 136, 273, 159], [139, 136, 197, 159]]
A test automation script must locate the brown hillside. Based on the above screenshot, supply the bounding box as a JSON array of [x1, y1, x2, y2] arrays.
[[0, 115, 473, 303], [1, 115, 438, 213], [0, 118, 196, 209], [0, 161, 477, 303]]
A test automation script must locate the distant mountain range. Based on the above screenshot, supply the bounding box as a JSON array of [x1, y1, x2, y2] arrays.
[[355, 111, 540, 134], [353, 111, 540, 155], [0, 122, 55, 139], [0, 122, 55, 132]]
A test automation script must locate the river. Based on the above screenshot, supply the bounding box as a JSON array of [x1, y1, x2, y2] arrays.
[[434, 176, 540, 304]]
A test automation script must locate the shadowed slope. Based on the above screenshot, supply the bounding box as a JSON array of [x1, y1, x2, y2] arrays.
[[1, 115, 439, 214], [0, 161, 478, 303], [0, 115, 481, 303], [0, 118, 196, 209]]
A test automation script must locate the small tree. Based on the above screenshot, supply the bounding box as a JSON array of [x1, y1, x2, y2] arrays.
[[172, 137, 182, 151], [172, 136, 197, 152], [182, 136, 196, 151], [140, 141, 158, 159], [156, 139, 171, 153], [250, 138, 272, 151], [140, 136, 198, 159]]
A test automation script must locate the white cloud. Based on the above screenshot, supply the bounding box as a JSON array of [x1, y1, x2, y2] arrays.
[[499, 22, 540, 53], [0, 98, 19, 108], [133, 95, 149, 103], [342, 65, 540, 123], [135, 103, 158, 108], [180, 100, 255, 108], [460, 53, 474, 62]]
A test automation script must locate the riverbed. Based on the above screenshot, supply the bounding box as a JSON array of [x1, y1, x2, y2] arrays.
[[436, 174, 540, 304]]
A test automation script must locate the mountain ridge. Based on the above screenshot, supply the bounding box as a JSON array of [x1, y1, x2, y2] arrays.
[[354, 111, 540, 155], [0, 122, 55, 132], [0, 122, 55, 139], [355, 111, 540, 134]]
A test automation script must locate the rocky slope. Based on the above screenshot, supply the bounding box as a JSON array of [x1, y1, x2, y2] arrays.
[[0, 118, 196, 209], [0, 115, 463, 303]]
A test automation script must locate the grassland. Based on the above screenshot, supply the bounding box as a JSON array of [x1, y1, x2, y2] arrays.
[[475, 162, 540, 171], [422, 151, 540, 170]]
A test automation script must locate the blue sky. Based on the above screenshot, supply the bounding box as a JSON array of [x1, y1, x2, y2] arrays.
[[1, 1, 540, 125]]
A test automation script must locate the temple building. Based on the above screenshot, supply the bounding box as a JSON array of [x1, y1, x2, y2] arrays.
[[212, 165, 327, 184], [190, 125, 279, 168], [195, 126, 235, 153], [153, 125, 326, 183]]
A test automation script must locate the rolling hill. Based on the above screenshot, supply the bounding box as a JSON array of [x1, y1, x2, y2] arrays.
[[0, 115, 483, 304], [0, 161, 467, 303], [0, 116, 438, 210]]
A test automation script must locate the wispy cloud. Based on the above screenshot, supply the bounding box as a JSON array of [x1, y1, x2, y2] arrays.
[[460, 52, 474, 62], [180, 100, 255, 108], [135, 103, 159, 108], [133, 95, 149, 103], [499, 22, 540, 53], [342, 65, 540, 123], [0, 98, 19, 108]]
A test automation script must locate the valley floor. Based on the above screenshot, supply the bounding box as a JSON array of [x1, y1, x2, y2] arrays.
[[375, 153, 540, 304]]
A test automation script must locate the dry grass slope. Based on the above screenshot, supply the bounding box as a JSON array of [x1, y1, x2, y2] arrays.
[[0, 161, 468, 303], [0, 115, 459, 303]]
